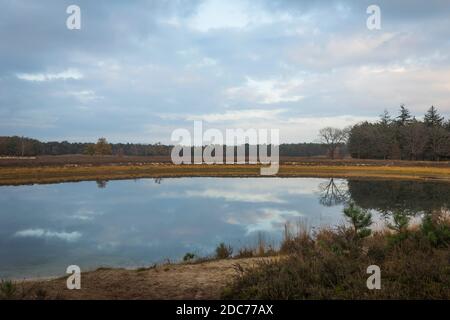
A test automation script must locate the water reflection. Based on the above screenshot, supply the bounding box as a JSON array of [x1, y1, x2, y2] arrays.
[[318, 178, 349, 207], [96, 180, 108, 189], [0, 177, 448, 279], [347, 180, 450, 215]]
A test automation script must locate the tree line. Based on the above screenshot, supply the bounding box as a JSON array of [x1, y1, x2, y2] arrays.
[[1, 105, 448, 161], [347, 105, 450, 160], [0, 136, 333, 158]]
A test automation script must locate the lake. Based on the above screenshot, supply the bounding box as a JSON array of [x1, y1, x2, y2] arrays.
[[0, 177, 449, 279]]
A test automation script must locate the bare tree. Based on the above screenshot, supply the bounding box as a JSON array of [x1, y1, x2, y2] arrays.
[[318, 127, 348, 159]]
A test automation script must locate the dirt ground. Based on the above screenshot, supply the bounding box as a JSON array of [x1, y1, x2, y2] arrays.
[[18, 258, 268, 300]]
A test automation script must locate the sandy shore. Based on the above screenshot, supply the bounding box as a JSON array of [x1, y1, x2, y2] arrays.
[[16, 257, 270, 300]]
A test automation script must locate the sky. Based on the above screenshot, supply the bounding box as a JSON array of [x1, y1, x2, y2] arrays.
[[1, 0, 450, 143]]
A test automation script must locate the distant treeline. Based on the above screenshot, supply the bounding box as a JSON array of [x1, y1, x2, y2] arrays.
[[0, 136, 336, 158], [348, 106, 450, 160], [4, 105, 448, 161]]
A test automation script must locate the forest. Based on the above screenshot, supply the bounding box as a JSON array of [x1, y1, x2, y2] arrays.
[[0, 136, 332, 158], [348, 106, 450, 160]]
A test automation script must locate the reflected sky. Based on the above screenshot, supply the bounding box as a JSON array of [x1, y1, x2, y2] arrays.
[[1, 177, 445, 279], [0, 177, 347, 278]]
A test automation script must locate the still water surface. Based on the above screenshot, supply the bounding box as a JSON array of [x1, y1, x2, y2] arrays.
[[0, 177, 448, 278]]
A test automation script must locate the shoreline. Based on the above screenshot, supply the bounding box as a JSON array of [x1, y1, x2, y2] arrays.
[[13, 257, 270, 300], [0, 163, 450, 186]]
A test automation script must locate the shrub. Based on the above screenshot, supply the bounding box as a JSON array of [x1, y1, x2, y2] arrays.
[[215, 243, 233, 259], [222, 209, 450, 300], [343, 202, 372, 239], [421, 214, 450, 248], [183, 252, 196, 262], [0, 280, 17, 300], [235, 247, 254, 258]]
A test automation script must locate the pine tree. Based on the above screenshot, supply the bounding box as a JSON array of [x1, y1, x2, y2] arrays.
[[343, 202, 372, 239], [424, 106, 444, 127], [379, 109, 392, 125], [396, 104, 412, 126], [445, 120, 450, 131]]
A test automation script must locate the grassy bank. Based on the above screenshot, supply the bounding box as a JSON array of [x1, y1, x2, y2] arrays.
[[222, 208, 450, 300], [1, 162, 450, 185]]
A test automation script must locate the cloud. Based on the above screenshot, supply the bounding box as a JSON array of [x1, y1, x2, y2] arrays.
[[185, 189, 285, 203], [183, 109, 286, 122], [1, 0, 450, 142], [16, 69, 83, 82], [226, 208, 304, 234], [227, 77, 305, 104], [14, 228, 82, 242], [187, 0, 270, 32], [67, 90, 103, 103]]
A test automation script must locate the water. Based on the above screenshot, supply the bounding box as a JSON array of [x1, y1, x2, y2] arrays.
[[0, 177, 448, 279]]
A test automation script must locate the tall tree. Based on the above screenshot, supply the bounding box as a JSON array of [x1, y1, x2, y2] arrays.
[[402, 121, 427, 160], [445, 120, 450, 132], [95, 138, 112, 155], [379, 109, 392, 125], [427, 127, 449, 161], [424, 106, 444, 127], [396, 104, 412, 126], [84, 144, 96, 156], [318, 127, 348, 159]]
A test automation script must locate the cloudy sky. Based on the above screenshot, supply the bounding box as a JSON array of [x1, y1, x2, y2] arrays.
[[1, 0, 449, 143]]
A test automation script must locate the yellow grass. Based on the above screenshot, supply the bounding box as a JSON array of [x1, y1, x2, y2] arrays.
[[0, 163, 449, 185]]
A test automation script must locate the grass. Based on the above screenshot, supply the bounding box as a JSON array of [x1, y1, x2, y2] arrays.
[[222, 208, 450, 299], [0, 162, 449, 185]]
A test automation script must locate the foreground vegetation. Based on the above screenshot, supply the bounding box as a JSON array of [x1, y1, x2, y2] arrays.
[[222, 206, 450, 299]]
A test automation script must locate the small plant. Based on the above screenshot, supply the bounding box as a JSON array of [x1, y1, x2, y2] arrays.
[[215, 243, 233, 259], [235, 247, 254, 258], [343, 202, 372, 239], [34, 288, 48, 300], [386, 210, 411, 246], [0, 280, 17, 300], [421, 214, 450, 247], [183, 252, 196, 262], [387, 210, 410, 233]]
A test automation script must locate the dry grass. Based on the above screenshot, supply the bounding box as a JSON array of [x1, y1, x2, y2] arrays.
[[222, 215, 450, 300], [0, 163, 449, 185]]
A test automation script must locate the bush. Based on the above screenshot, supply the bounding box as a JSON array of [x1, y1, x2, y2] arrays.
[[222, 209, 450, 299], [215, 243, 233, 259], [421, 215, 450, 247], [0, 280, 17, 300], [183, 252, 196, 262], [343, 202, 372, 239], [235, 247, 254, 258]]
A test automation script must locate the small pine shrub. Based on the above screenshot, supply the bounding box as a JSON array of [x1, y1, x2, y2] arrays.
[[215, 243, 233, 259], [183, 252, 196, 262], [0, 280, 17, 300]]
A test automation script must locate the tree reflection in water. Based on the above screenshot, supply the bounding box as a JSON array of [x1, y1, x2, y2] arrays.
[[347, 179, 450, 215], [96, 180, 108, 189], [316, 178, 450, 226], [317, 178, 350, 207]]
